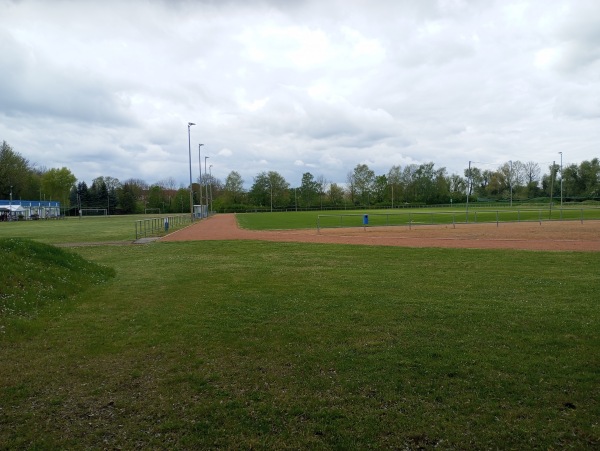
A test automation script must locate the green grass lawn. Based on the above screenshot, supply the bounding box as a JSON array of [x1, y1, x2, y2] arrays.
[[1, 233, 599, 448], [0, 214, 190, 244], [238, 207, 600, 230]]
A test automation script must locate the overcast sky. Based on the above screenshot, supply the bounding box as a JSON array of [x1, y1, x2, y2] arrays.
[[1, 0, 599, 189]]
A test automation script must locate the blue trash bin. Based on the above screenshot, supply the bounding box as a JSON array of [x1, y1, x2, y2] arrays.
[[363, 214, 369, 225]]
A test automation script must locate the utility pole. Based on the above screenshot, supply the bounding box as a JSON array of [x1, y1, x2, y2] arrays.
[[187, 122, 196, 222], [558, 152, 563, 207], [466, 161, 471, 223], [198, 143, 204, 217]]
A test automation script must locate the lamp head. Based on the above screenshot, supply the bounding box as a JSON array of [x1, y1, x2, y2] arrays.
[[188, 122, 195, 126]]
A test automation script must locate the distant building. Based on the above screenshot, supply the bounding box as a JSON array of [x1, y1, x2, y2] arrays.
[[0, 200, 61, 221]]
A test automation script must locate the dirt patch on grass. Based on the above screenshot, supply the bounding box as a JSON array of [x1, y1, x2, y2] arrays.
[[160, 214, 600, 251]]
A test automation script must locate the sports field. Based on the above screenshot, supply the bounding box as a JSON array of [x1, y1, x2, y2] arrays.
[[1, 211, 599, 449]]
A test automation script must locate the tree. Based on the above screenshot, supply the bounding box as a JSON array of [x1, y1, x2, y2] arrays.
[[249, 171, 289, 210], [464, 166, 482, 197], [223, 171, 245, 204], [352, 164, 375, 205], [412, 162, 446, 204], [299, 172, 318, 207], [387, 165, 403, 206], [447, 173, 466, 202], [558, 159, 600, 199], [118, 182, 139, 214], [346, 171, 357, 205], [315, 175, 328, 209], [523, 161, 541, 186], [0, 141, 34, 200], [120, 178, 148, 211], [266, 171, 290, 210], [578, 158, 600, 197], [147, 185, 163, 210], [41, 167, 77, 209], [373, 175, 388, 204], [561, 163, 580, 199], [157, 177, 177, 212], [328, 183, 344, 206], [541, 163, 560, 199], [74, 181, 90, 208]]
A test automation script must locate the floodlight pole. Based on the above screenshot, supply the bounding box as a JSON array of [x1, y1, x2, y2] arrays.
[[550, 160, 555, 217], [198, 143, 204, 217], [466, 161, 471, 223], [559, 151, 563, 207], [509, 160, 513, 207], [188, 122, 196, 222], [204, 156, 209, 215], [209, 165, 213, 214]]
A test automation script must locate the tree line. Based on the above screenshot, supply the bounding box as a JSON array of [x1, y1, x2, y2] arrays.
[[2, 140, 599, 215]]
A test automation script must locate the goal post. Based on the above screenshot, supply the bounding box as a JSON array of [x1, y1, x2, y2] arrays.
[[79, 208, 108, 216]]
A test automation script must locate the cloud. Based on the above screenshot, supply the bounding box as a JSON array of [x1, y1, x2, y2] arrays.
[[0, 0, 598, 190]]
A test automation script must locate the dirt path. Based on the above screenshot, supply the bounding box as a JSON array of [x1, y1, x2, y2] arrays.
[[160, 214, 600, 251]]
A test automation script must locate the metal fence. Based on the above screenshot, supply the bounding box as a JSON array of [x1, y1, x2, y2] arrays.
[[317, 208, 599, 231], [134, 215, 191, 240]]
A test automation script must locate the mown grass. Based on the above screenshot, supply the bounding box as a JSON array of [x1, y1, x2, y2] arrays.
[[238, 207, 600, 230], [0, 214, 191, 244], [1, 237, 599, 449]]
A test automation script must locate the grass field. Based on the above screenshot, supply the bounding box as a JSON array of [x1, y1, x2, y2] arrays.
[[1, 214, 599, 449], [237, 206, 600, 230], [0, 214, 189, 244]]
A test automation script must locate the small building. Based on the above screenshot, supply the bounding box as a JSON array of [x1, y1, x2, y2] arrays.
[[0, 200, 61, 221]]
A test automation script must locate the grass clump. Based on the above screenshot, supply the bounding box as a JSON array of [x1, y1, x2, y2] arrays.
[[0, 238, 115, 317]]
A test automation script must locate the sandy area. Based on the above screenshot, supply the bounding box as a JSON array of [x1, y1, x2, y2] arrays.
[[160, 214, 600, 252]]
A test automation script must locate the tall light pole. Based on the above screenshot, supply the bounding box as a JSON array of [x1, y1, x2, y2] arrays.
[[198, 143, 204, 217], [269, 174, 273, 212], [209, 164, 213, 213], [187, 122, 195, 222], [558, 151, 563, 207], [550, 160, 555, 214], [204, 156, 209, 215], [509, 160, 513, 207], [466, 161, 471, 223]]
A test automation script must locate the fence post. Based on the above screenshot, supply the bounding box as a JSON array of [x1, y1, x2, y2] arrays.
[[496, 210, 499, 227]]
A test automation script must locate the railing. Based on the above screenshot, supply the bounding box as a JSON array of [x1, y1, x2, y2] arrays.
[[317, 208, 597, 231], [134, 215, 191, 240]]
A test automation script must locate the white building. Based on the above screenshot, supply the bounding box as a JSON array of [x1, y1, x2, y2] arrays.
[[0, 200, 61, 221]]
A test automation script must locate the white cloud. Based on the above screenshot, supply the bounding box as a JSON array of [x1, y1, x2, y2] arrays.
[[0, 0, 598, 191]]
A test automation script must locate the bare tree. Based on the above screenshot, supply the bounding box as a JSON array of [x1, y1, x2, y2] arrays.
[[523, 161, 541, 185]]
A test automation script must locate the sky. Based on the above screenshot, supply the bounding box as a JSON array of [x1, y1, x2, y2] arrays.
[[1, 0, 599, 189]]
